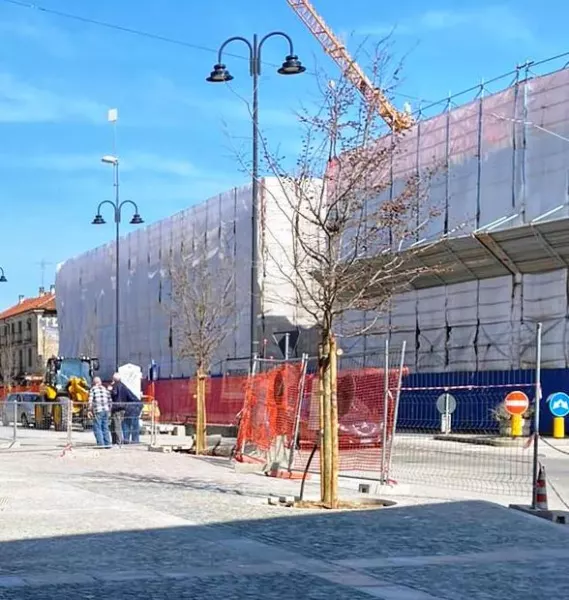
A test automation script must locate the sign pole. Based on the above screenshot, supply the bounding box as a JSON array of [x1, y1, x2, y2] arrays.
[[511, 413, 522, 437], [553, 416, 565, 439], [547, 392, 569, 438], [436, 392, 457, 434]]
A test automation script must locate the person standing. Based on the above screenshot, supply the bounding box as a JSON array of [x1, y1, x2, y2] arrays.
[[110, 373, 125, 446], [112, 373, 143, 444], [88, 377, 112, 448]]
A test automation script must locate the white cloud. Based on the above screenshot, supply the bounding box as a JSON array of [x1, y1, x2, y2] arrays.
[[0, 19, 72, 56], [143, 74, 300, 129], [0, 72, 106, 123], [359, 6, 535, 43], [0, 151, 199, 177]]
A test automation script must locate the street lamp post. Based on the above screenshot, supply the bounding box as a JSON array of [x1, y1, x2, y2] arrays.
[[92, 155, 143, 371], [0, 267, 6, 283], [206, 32, 305, 364]]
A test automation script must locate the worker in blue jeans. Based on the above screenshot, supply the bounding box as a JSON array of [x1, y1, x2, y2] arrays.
[[88, 377, 112, 448], [111, 373, 143, 444], [124, 399, 143, 443]]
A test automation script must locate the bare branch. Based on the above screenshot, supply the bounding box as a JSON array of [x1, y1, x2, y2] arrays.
[[167, 228, 238, 373], [234, 41, 446, 340]]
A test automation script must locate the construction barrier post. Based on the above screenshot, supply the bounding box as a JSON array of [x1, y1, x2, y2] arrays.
[[151, 400, 157, 446], [380, 338, 390, 483], [67, 399, 73, 446], [12, 399, 17, 443], [553, 416, 565, 439], [531, 322, 543, 510], [511, 413, 523, 437]]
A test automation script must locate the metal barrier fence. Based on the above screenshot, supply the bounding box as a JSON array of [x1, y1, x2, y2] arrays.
[[390, 369, 537, 496], [235, 347, 407, 481], [0, 400, 159, 451], [233, 334, 542, 499]]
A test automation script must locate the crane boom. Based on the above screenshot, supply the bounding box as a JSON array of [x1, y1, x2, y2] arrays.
[[286, 0, 413, 132]]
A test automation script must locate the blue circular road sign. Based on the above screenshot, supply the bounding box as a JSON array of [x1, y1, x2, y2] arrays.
[[547, 392, 569, 418]]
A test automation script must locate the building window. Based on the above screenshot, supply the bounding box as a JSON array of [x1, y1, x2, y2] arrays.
[[27, 319, 31, 331], [28, 348, 33, 368], [18, 321, 22, 334], [11, 323, 14, 334], [18, 349, 23, 369]]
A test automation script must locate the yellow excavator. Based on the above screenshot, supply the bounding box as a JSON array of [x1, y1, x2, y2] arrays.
[[36, 356, 100, 431]]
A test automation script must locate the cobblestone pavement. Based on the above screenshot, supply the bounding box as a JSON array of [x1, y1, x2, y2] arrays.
[[1, 444, 568, 599]]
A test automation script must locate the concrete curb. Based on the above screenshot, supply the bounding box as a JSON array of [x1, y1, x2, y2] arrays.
[[433, 434, 528, 447], [509, 503, 569, 525]]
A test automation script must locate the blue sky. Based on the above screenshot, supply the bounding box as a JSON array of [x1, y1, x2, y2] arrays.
[[0, 0, 564, 309]]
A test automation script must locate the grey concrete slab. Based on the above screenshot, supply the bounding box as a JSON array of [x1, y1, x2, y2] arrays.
[[224, 501, 569, 561], [367, 559, 569, 600], [0, 572, 374, 600]]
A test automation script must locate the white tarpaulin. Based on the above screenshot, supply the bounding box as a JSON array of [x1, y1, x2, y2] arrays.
[[118, 363, 142, 399], [56, 68, 569, 374]]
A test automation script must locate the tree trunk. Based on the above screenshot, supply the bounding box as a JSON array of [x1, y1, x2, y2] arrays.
[[321, 342, 332, 506], [329, 335, 339, 508], [195, 367, 207, 455], [319, 333, 339, 508], [318, 343, 326, 504]]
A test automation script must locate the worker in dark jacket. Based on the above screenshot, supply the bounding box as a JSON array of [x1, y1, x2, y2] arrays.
[[111, 373, 143, 444], [110, 373, 126, 446]]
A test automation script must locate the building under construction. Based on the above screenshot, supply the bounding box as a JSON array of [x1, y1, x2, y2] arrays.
[[57, 58, 569, 401], [340, 59, 569, 376]]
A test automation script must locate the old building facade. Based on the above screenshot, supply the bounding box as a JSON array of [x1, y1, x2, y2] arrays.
[[0, 286, 59, 385]]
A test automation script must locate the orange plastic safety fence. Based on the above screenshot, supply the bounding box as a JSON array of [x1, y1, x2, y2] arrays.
[[299, 366, 406, 473], [235, 363, 302, 461], [236, 363, 407, 473], [143, 375, 248, 425]]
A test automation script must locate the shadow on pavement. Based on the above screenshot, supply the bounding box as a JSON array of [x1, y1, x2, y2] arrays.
[[83, 469, 265, 497], [1, 499, 569, 599]]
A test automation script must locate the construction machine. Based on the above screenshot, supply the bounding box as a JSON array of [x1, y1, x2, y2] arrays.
[[36, 356, 100, 431]]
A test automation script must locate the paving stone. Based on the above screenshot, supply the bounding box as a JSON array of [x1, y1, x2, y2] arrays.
[[0, 572, 373, 600], [367, 559, 569, 600], [2, 444, 569, 599]]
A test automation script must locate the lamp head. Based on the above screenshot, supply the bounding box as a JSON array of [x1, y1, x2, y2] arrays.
[[278, 55, 306, 75], [101, 155, 118, 165], [206, 64, 233, 83], [0, 274, 6, 283], [92, 214, 106, 225], [130, 213, 144, 225]]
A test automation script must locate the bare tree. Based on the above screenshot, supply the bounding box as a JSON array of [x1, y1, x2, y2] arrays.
[[240, 47, 443, 507], [80, 304, 98, 359], [168, 234, 237, 454]]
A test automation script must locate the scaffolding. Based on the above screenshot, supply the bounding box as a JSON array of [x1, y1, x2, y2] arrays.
[[56, 52, 569, 376]]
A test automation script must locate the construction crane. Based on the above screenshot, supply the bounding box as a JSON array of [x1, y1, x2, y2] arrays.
[[286, 0, 414, 132]]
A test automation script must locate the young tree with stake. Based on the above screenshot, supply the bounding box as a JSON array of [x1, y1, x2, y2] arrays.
[[254, 50, 443, 507], [168, 234, 237, 455]]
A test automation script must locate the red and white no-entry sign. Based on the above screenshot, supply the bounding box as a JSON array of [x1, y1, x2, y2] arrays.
[[504, 391, 529, 416]]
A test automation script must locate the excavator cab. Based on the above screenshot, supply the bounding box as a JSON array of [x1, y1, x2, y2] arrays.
[[37, 356, 100, 430]]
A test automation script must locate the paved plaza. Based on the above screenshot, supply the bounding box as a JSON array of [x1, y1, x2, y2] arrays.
[[1, 439, 569, 599]]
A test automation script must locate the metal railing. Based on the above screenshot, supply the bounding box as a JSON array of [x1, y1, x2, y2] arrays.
[[0, 399, 159, 451]]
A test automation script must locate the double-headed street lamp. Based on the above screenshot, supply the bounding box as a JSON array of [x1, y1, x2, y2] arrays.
[[92, 154, 144, 371], [0, 267, 6, 283], [206, 32, 305, 363]]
